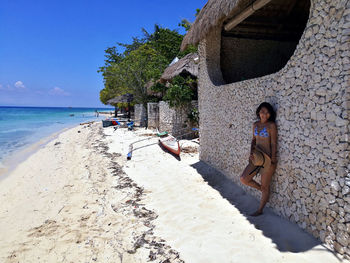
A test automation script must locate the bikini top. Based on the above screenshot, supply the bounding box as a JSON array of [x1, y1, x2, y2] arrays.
[[254, 126, 269, 138]]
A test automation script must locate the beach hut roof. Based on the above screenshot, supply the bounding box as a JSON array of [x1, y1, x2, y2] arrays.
[[181, 0, 311, 51], [181, 0, 244, 51], [107, 93, 134, 104], [160, 53, 199, 82]]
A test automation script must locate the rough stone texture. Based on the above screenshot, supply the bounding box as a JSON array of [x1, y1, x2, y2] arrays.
[[159, 101, 175, 133], [147, 103, 159, 129], [134, 104, 147, 127], [197, 0, 350, 258], [159, 101, 198, 138]]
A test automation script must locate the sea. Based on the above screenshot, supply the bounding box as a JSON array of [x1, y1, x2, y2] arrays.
[[0, 106, 113, 173]]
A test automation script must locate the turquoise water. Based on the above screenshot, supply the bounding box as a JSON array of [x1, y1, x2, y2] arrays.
[[0, 106, 112, 167]]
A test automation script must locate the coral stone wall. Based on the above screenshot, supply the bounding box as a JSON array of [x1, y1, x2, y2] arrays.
[[159, 101, 198, 138], [134, 104, 147, 127], [198, 0, 350, 256], [159, 101, 175, 133], [147, 103, 159, 129]]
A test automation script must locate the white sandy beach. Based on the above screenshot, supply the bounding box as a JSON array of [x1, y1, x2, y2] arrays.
[[0, 123, 348, 263]]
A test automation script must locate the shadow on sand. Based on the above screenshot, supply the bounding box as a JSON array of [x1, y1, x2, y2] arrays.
[[191, 160, 338, 257]]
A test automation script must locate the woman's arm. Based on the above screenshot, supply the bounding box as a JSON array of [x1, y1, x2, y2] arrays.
[[270, 123, 278, 164], [250, 123, 256, 155]]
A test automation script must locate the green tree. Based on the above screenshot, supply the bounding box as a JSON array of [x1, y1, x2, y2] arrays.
[[146, 25, 183, 62], [163, 76, 194, 109], [116, 36, 146, 56], [178, 19, 191, 32], [178, 8, 201, 32], [151, 82, 168, 98], [98, 25, 184, 106], [116, 43, 169, 105]]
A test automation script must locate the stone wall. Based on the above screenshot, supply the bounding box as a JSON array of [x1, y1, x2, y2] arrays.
[[159, 101, 198, 138], [158, 101, 174, 133], [197, 0, 350, 257], [147, 103, 159, 129], [134, 104, 147, 127]]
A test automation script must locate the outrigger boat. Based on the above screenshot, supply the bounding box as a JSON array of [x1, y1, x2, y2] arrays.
[[127, 136, 153, 160], [158, 134, 180, 156], [127, 129, 183, 160], [156, 128, 200, 157]]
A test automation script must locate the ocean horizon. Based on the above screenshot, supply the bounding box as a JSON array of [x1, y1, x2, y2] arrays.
[[0, 106, 113, 171]]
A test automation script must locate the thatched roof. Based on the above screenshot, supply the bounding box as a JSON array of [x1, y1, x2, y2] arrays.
[[160, 53, 199, 82], [107, 93, 134, 104], [181, 0, 247, 50], [181, 0, 311, 50]]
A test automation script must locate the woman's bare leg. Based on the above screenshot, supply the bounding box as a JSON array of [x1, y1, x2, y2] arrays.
[[240, 163, 261, 191], [252, 167, 275, 216]]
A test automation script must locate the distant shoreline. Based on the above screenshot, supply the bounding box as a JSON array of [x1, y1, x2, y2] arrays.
[[0, 106, 114, 110], [97, 111, 114, 115], [0, 107, 109, 174], [0, 124, 78, 179]]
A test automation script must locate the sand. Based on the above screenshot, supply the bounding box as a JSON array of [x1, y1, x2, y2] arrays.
[[0, 123, 347, 263]]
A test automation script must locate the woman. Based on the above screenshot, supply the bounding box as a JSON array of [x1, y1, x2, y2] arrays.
[[240, 102, 277, 216]]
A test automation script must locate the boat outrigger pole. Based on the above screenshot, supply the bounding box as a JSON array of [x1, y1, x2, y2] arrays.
[[126, 137, 154, 160]]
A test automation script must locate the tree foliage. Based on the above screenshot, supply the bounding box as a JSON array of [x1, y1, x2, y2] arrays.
[[178, 8, 201, 32], [150, 82, 168, 98], [98, 7, 201, 107], [98, 25, 185, 106], [163, 76, 195, 108], [146, 25, 183, 62]]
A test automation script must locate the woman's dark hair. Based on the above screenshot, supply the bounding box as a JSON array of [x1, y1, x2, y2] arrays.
[[256, 102, 276, 122]]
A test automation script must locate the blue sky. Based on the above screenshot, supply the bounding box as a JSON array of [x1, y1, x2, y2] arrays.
[[0, 0, 206, 107]]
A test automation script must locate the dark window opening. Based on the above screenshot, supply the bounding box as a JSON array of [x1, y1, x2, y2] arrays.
[[220, 0, 310, 84]]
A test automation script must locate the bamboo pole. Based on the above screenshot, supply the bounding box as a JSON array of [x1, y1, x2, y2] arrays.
[[224, 0, 272, 31]]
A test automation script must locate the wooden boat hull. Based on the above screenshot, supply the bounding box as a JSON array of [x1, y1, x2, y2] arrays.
[[102, 118, 120, 127], [159, 135, 180, 156]]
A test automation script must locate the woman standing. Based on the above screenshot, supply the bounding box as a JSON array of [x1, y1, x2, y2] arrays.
[[240, 102, 277, 216]]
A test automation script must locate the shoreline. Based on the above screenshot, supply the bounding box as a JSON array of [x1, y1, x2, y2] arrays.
[[0, 106, 111, 176], [97, 111, 114, 115], [0, 126, 72, 180], [0, 123, 184, 262], [0, 117, 103, 179], [0, 123, 347, 262]]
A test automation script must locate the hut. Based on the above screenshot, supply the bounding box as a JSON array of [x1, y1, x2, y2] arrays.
[[159, 53, 199, 84], [158, 53, 200, 137], [182, 0, 350, 257], [107, 93, 134, 118]]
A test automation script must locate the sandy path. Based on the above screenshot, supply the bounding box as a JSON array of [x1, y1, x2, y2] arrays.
[[0, 123, 348, 262], [106, 127, 348, 263], [0, 123, 182, 263]]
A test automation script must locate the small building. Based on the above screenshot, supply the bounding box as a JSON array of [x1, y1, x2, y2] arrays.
[[182, 0, 350, 257], [159, 53, 199, 84], [158, 53, 199, 137]]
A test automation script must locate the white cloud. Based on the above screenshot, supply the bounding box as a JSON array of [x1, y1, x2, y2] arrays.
[[14, 81, 25, 89], [49, 87, 70, 96]]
